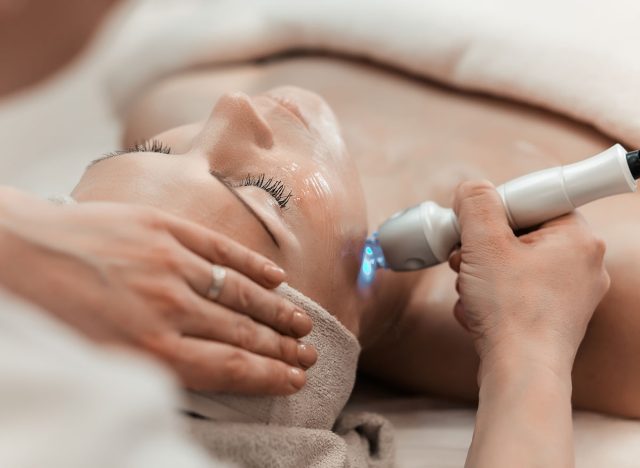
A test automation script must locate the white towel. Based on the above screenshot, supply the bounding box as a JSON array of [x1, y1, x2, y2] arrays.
[[106, 0, 640, 148], [0, 287, 219, 468]]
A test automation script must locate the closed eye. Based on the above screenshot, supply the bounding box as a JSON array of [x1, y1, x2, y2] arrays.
[[236, 173, 293, 209], [89, 139, 172, 167]]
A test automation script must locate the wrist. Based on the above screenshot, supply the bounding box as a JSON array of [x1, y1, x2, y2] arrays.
[[472, 349, 574, 468], [478, 342, 574, 391]]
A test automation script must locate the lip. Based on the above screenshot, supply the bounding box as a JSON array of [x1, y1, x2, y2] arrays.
[[265, 94, 309, 129]]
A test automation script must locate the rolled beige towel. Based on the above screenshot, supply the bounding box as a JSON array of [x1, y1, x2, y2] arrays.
[[186, 284, 396, 468]]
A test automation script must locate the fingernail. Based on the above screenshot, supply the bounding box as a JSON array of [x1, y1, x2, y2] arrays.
[[291, 310, 313, 336], [264, 264, 286, 285], [297, 343, 318, 369], [288, 367, 306, 390]]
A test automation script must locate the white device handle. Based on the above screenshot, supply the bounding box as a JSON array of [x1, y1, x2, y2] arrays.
[[378, 144, 637, 270], [496, 144, 635, 229]]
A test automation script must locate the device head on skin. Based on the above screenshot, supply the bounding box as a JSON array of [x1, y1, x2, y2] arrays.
[[359, 144, 640, 286], [357, 233, 386, 288]]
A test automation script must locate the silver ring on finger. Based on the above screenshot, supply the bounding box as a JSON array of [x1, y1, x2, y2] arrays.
[[207, 264, 227, 301]]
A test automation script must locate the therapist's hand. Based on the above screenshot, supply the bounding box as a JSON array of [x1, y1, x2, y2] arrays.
[[450, 180, 608, 468], [0, 187, 315, 395], [448, 181, 610, 377]]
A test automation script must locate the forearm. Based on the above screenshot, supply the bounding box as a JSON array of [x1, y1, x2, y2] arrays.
[[0, 187, 54, 297], [467, 359, 574, 468]]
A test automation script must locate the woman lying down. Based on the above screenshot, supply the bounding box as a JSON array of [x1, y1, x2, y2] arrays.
[[68, 57, 639, 464]]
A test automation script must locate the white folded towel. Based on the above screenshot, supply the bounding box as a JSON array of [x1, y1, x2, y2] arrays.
[[106, 0, 640, 148]]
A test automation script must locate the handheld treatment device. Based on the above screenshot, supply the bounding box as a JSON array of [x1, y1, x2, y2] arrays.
[[359, 144, 640, 283]]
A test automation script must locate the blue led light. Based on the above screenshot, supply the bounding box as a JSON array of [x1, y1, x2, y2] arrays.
[[357, 233, 386, 290]]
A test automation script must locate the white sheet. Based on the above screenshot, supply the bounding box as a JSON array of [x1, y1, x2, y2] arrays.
[[1, 1, 640, 466], [348, 381, 640, 468], [105, 0, 640, 150], [0, 288, 218, 468]]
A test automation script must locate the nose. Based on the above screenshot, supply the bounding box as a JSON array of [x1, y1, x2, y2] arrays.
[[193, 92, 274, 162]]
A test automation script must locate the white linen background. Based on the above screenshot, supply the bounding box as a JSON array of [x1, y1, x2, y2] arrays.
[[1, 0, 640, 466]]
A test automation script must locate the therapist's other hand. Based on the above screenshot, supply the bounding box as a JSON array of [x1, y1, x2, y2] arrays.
[[0, 188, 315, 395], [448, 181, 610, 377]]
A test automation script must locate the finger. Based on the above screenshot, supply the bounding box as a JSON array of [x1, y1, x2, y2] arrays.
[[448, 248, 461, 273], [453, 300, 470, 332], [177, 294, 317, 370], [181, 252, 313, 338], [518, 212, 589, 245], [150, 334, 307, 395], [218, 267, 313, 337], [452, 180, 514, 249], [538, 210, 588, 230], [455, 277, 460, 294], [157, 211, 286, 288]]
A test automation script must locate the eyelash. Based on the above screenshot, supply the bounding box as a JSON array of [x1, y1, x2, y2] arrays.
[[239, 173, 293, 209], [96, 142, 293, 210], [104, 139, 172, 158]]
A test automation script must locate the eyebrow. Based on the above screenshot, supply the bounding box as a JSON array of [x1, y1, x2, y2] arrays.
[[209, 171, 280, 248]]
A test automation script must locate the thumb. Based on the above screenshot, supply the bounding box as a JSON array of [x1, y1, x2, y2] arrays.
[[453, 180, 514, 248]]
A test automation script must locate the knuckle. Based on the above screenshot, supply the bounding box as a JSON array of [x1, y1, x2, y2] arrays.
[[593, 237, 607, 259], [273, 300, 294, 330], [279, 337, 299, 363], [468, 179, 494, 193], [236, 282, 254, 311], [265, 361, 292, 393], [160, 248, 183, 273], [211, 240, 232, 264], [221, 350, 250, 386], [578, 232, 605, 259], [233, 315, 257, 349], [136, 206, 165, 228], [139, 332, 176, 359], [149, 239, 182, 273], [159, 286, 191, 315], [458, 179, 494, 201]]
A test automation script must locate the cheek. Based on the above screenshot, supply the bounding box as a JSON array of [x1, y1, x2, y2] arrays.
[[220, 218, 276, 257], [286, 177, 364, 302]]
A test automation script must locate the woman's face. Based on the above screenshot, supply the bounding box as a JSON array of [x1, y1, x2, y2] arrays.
[[72, 86, 368, 332]]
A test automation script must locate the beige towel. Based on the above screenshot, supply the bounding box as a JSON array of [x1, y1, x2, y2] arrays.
[[49, 196, 395, 466], [188, 411, 395, 468], [185, 284, 396, 467]]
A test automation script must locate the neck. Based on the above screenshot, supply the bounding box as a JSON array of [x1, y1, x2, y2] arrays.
[[355, 267, 421, 350]]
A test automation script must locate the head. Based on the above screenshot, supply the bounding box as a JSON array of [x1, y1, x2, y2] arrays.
[[72, 86, 368, 333]]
